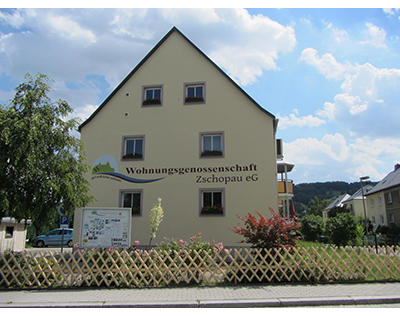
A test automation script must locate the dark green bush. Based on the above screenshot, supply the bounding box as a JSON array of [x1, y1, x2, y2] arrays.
[[300, 215, 324, 241], [326, 213, 357, 246]]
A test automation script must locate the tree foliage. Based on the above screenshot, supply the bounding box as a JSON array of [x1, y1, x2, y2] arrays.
[[300, 214, 324, 241], [293, 181, 376, 216], [326, 213, 358, 246], [305, 197, 329, 216], [0, 73, 92, 234]]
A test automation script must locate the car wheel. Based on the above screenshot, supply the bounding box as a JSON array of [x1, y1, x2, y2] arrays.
[[67, 240, 73, 247], [37, 240, 45, 247]]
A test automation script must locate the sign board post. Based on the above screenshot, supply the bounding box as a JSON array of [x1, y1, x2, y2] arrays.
[[79, 208, 131, 248], [57, 205, 67, 253]]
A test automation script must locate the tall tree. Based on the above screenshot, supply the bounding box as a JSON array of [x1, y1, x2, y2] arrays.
[[306, 197, 329, 216], [0, 73, 92, 234]]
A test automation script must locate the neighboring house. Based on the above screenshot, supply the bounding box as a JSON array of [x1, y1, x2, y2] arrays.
[[322, 193, 351, 224], [0, 217, 31, 252], [342, 184, 374, 219], [74, 27, 280, 246], [365, 164, 400, 226]]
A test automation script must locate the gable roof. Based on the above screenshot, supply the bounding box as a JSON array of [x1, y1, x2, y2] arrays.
[[324, 193, 351, 211], [342, 184, 374, 203], [366, 164, 400, 196], [78, 26, 276, 132]]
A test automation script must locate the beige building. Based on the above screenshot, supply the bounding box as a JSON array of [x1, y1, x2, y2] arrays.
[[365, 164, 400, 227], [342, 184, 373, 220], [74, 27, 279, 246]]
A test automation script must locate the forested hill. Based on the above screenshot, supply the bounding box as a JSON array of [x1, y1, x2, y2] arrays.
[[293, 181, 376, 216]]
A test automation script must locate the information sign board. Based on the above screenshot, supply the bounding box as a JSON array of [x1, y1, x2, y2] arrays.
[[80, 208, 131, 248]]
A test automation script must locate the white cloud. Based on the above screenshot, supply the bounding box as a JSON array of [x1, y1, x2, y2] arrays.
[[210, 46, 277, 86], [360, 22, 387, 48], [301, 48, 400, 137], [0, 7, 296, 114], [70, 104, 98, 124], [277, 109, 326, 130], [284, 133, 400, 182], [383, 8, 400, 17], [324, 21, 349, 44], [47, 15, 97, 44], [206, 9, 296, 85], [300, 48, 350, 80]]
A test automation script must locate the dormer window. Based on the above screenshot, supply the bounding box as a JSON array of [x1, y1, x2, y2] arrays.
[[142, 86, 162, 106], [185, 82, 205, 104]]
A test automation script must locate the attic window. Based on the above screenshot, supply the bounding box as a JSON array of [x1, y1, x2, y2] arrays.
[[185, 83, 205, 104], [143, 86, 162, 106]]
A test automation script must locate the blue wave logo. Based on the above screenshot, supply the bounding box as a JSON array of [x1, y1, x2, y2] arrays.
[[98, 172, 164, 183], [92, 155, 164, 183]]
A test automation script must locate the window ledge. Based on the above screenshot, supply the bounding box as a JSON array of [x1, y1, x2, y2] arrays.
[[201, 151, 223, 157], [122, 153, 143, 160]]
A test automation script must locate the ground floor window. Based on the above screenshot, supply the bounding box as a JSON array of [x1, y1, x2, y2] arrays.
[[200, 188, 224, 216], [120, 190, 142, 216]]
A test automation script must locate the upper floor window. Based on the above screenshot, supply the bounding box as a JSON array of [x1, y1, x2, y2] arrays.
[[143, 86, 162, 106], [387, 192, 393, 204], [122, 136, 144, 160], [200, 132, 224, 158], [185, 83, 205, 104]]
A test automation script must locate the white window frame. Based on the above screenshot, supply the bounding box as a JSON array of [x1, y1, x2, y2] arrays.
[[142, 85, 163, 106], [184, 82, 205, 104], [200, 132, 224, 158], [122, 135, 145, 160]]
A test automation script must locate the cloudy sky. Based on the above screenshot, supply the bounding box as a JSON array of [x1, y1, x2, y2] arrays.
[[1, 5, 399, 184]]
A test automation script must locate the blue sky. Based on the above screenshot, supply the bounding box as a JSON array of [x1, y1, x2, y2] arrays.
[[1, 5, 399, 184]]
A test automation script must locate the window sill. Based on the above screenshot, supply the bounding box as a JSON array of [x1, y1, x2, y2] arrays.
[[142, 99, 162, 106], [122, 154, 143, 160], [201, 151, 223, 158], [200, 207, 224, 216], [184, 97, 205, 105]]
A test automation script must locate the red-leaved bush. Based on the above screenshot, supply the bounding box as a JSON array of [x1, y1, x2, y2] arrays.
[[232, 207, 301, 249]]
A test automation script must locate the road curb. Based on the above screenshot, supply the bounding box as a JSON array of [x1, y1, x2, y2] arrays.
[[2, 296, 400, 308]]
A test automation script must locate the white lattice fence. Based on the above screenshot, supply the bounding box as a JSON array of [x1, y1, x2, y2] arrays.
[[1, 246, 400, 289]]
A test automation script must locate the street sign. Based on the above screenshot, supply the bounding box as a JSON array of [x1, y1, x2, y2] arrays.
[[60, 215, 68, 228], [57, 205, 65, 215]]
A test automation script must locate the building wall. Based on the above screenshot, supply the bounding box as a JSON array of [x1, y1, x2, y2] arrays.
[[384, 187, 400, 225], [343, 199, 367, 220], [366, 191, 387, 227], [75, 31, 278, 246]]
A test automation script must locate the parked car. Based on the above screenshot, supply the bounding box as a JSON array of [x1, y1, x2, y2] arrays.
[[33, 228, 73, 247]]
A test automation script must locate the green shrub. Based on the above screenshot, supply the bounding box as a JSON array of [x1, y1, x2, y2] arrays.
[[300, 214, 324, 241], [326, 213, 357, 246]]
